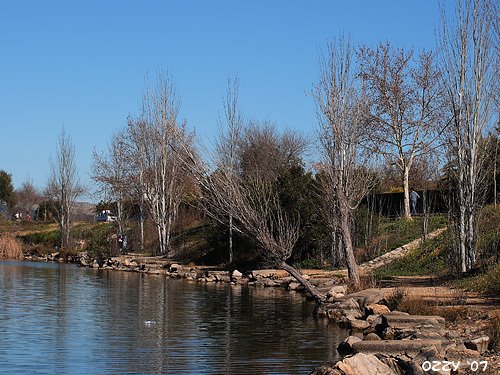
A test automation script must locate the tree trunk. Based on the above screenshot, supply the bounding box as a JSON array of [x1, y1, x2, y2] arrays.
[[337, 187, 360, 289], [403, 165, 411, 220], [229, 214, 233, 264], [116, 198, 124, 236], [139, 204, 145, 251], [278, 261, 326, 303], [458, 165, 467, 273], [494, 136, 498, 208]]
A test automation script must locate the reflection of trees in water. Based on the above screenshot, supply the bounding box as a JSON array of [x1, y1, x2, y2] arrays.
[[73, 270, 345, 374]]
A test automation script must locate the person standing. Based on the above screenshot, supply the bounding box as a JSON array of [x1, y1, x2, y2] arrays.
[[410, 187, 420, 215]]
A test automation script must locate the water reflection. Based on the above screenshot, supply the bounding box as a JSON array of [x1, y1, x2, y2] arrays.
[[0, 261, 347, 374]]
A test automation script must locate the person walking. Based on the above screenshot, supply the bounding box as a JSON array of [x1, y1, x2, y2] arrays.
[[410, 187, 420, 215]]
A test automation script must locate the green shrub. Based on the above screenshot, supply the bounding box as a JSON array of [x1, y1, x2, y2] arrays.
[[374, 232, 450, 278], [458, 262, 500, 296], [293, 258, 323, 269], [21, 230, 60, 247], [385, 287, 407, 311]]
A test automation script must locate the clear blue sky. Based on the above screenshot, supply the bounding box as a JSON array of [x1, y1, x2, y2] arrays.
[[0, 0, 443, 199]]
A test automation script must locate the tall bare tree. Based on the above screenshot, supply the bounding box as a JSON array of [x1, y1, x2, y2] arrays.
[[314, 36, 376, 288], [91, 131, 130, 236], [439, 0, 497, 272], [46, 129, 85, 249], [216, 76, 243, 264], [182, 120, 325, 301], [359, 42, 446, 219], [126, 72, 194, 256]]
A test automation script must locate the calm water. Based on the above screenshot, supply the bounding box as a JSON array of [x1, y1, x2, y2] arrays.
[[0, 261, 347, 374]]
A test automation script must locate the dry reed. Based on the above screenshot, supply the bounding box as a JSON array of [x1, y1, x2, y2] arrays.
[[0, 235, 24, 260]]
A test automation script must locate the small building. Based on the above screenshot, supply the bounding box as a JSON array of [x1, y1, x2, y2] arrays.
[[96, 210, 117, 222], [0, 200, 8, 219]]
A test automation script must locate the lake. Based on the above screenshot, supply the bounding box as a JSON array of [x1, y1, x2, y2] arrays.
[[0, 261, 347, 374]]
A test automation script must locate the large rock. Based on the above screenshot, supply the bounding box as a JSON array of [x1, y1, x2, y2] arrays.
[[309, 365, 342, 375], [407, 345, 447, 375], [207, 270, 231, 282], [445, 347, 480, 361], [364, 333, 382, 341], [337, 335, 362, 354], [124, 258, 138, 268], [336, 353, 397, 375], [366, 303, 391, 315], [320, 298, 364, 324], [464, 336, 490, 354], [377, 313, 446, 338], [326, 285, 348, 298], [250, 269, 289, 279], [352, 339, 443, 356], [288, 282, 302, 291], [350, 319, 370, 331], [336, 289, 386, 309], [169, 263, 181, 272], [232, 269, 243, 278]]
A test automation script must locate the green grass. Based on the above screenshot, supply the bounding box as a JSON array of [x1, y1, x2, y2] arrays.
[[376, 215, 447, 253], [374, 205, 499, 282], [374, 231, 450, 278], [456, 262, 500, 296]]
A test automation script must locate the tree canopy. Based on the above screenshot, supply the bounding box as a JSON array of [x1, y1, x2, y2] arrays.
[[0, 170, 16, 209]]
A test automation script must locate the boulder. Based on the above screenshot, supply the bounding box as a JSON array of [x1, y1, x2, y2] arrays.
[[336, 289, 385, 309], [169, 263, 181, 272], [232, 270, 243, 278], [364, 333, 382, 341], [352, 339, 443, 356], [464, 336, 490, 354], [376, 355, 405, 375], [350, 319, 370, 331], [250, 269, 288, 279], [408, 345, 447, 375], [337, 335, 362, 354], [325, 298, 364, 324], [336, 353, 397, 375], [366, 303, 391, 315], [326, 285, 348, 297], [378, 313, 446, 338], [207, 270, 231, 282], [309, 365, 342, 375], [445, 347, 480, 361], [123, 259, 138, 268], [288, 282, 301, 291]]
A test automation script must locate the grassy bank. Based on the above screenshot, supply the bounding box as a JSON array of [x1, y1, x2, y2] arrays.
[[373, 205, 500, 296]]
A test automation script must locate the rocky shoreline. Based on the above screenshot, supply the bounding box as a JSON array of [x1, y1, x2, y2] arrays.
[[25, 251, 498, 374], [312, 289, 495, 374]]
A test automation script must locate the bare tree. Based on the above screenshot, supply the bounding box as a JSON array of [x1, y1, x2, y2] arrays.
[[15, 179, 41, 218], [126, 72, 194, 256], [314, 36, 377, 288], [216, 76, 243, 264], [181, 121, 325, 301], [439, 0, 497, 272], [206, 166, 325, 301], [46, 129, 85, 249], [91, 131, 130, 236], [238, 121, 308, 182], [359, 42, 446, 219]]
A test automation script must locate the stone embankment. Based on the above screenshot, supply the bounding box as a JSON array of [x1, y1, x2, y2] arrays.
[[311, 288, 494, 374]]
